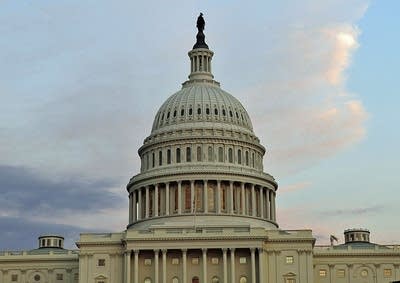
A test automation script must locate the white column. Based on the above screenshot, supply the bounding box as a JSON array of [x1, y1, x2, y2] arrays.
[[191, 180, 195, 213], [204, 180, 208, 213], [182, 249, 187, 283], [251, 248, 256, 283], [145, 186, 150, 218], [259, 187, 264, 218], [230, 248, 235, 282], [258, 248, 264, 283], [154, 250, 159, 283], [178, 181, 182, 214], [155, 184, 159, 217], [138, 189, 142, 220], [202, 248, 208, 283], [217, 180, 221, 213], [129, 193, 133, 223], [162, 250, 167, 283], [165, 183, 170, 216], [241, 183, 245, 215], [132, 191, 137, 222], [271, 191, 276, 221], [251, 184, 256, 216], [126, 251, 131, 283], [223, 249, 228, 283], [134, 250, 139, 283], [266, 188, 270, 220], [229, 181, 234, 214]]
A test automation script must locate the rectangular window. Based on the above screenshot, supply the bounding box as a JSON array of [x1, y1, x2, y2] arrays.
[[176, 148, 181, 163], [384, 269, 392, 277], [197, 146, 202, 161], [167, 149, 171, 164], [238, 149, 242, 164], [208, 146, 213, 161], [144, 259, 152, 265], [218, 147, 223, 162], [172, 258, 179, 265], [228, 148, 233, 163], [337, 269, 345, 278], [159, 150, 162, 166], [286, 279, 295, 283], [11, 274, 18, 282], [98, 259, 105, 266], [57, 274, 64, 280], [239, 257, 247, 264], [286, 256, 294, 264], [186, 147, 191, 162], [319, 269, 327, 277], [152, 152, 155, 167], [245, 151, 249, 166]]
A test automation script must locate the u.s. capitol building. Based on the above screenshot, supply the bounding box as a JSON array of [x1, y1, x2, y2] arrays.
[[1, 15, 399, 283]]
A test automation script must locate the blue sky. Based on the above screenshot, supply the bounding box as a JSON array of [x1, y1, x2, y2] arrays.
[[0, 1, 399, 249]]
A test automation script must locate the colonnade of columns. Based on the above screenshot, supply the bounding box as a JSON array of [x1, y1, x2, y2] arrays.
[[190, 52, 212, 73], [129, 180, 276, 224], [124, 248, 264, 283]]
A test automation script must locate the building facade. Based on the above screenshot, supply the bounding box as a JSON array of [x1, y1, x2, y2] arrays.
[[1, 15, 399, 283]]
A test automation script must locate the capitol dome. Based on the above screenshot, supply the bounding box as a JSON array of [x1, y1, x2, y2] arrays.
[[127, 19, 278, 231]]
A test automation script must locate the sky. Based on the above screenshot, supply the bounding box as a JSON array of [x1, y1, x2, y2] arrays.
[[0, 0, 399, 249]]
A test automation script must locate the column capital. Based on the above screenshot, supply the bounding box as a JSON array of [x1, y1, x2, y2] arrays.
[[221, 248, 228, 253], [181, 248, 187, 253], [190, 180, 195, 185], [133, 249, 140, 255], [258, 247, 264, 253], [154, 249, 160, 254], [230, 248, 235, 252], [202, 248, 207, 253], [162, 249, 168, 254], [250, 247, 256, 253]]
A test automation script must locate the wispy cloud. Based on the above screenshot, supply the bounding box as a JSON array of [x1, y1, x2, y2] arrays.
[[279, 181, 312, 194], [319, 205, 384, 217]]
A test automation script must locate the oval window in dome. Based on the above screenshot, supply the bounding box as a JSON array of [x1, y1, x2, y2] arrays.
[[189, 108, 193, 115], [206, 108, 210, 115], [229, 110, 233, 117], [173, 110, 177, 117], [181, 109, 185, 116], [222, 109, 226, 116], [197, 108, 201, 115], [214, 108, 218, 115]]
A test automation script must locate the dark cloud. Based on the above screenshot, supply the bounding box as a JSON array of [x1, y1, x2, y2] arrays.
[[0, 165, 124, 216], [319, 205, 384, 217], [0, 216, 100, 250]]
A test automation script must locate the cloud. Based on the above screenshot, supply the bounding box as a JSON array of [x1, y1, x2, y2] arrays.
[[279, 181, 312, 194], [319, 205, 384, 217], [0, 165, 124, 217]]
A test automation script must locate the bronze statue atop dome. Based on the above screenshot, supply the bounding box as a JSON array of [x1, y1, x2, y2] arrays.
[[193, 13, 209, 49]]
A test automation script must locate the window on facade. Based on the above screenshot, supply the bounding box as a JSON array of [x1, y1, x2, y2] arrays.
[[181, 109, 185, 116], [245, 151, 249, 166], [41, 239, 45, 246], [146, 154, 149, 169], [189, 108, 193, 115], [211, 277, 220, 283], [214, 108, 218, 115], [57, 274, 64, 280], [286, 256, 294, 264], [11, 275, 18, 282], [208, 146, 213, 161], [238, 149, 242, 164], [229, 110, 233, 117], [167, 149, 171, 164], [218, 147, 223, 162], [159, 150, 162, 166], [34, 274, 41, 281], [184, 184, 191, 211], [206, 108, 210, 115], [197, 146, 202, 161], [239, 257, 247, 264], [286, 279, 295, 283], [176, 148, 181, 163], [222, 109, 226, 116], [252, 152, 255, 167], [173, 110, 177, 117], [172, 277, 179, 283], [144, 278, 152, 283], [228, 148, 233, 163], [172, 258, 179, 265], [167, 112, 170, 118], [98, 259, 106, 266], [337, 269, 345, 278], [192, 277, 199, 283], [74, 273, 79, 280], [152, 152, 155, 168], [239, 277, 247, 283], [384, 269, 392, 277], [319, 270, 327, 277], [186, 147, 191, 162], [47, 239, 51, 246], [197, 108, 201, 115]]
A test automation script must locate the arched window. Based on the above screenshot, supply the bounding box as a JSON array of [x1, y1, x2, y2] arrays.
[[206, 108, 210, 115], [229, 110, 233, 117], [197, 108, 201, 115], [197, 146, 202, 161], [228, 148, 233, 163], [186, 147, 191, 162], [146, 154, 149, 169], [238, 149, 242, 164], [159, 150, 162, 166], [208, 146, 213, 161], [192, 276, 199, 283], [144, 278, 152, 283], [212, 277, 220, 283], [181, 109, 185, 116], [222, 109, 226, 116], [173, 110, 177, 117], [214, 108, 218, 115], [252, 152, 255, 167], [245, 151, 249, 166], [152, 152, 155, 168], [189, 108, 193, 115], [167, 112, 170, 119], [176, 148, 181, 163], [239, 277, 247, 283], [218, 147, 223, 162], [172, 278, 179, 283], [167, 149, 171, 164]]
